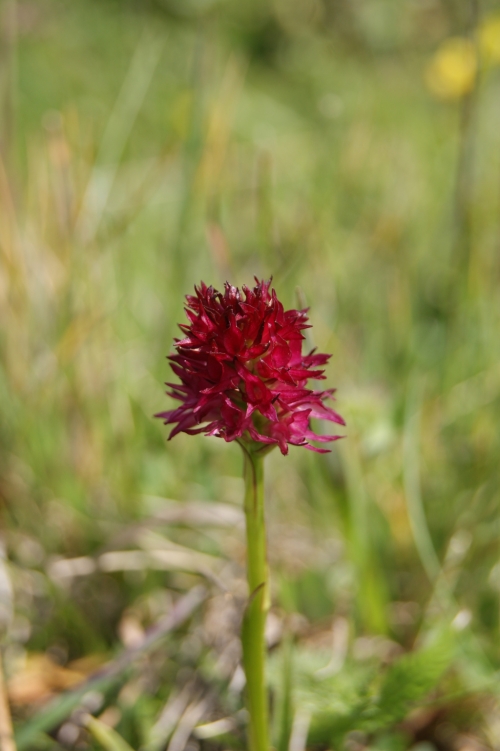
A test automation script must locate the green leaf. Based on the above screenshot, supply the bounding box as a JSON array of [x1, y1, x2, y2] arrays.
[[372, 630, 455, 727], [274, 637, 294, 751], [270, 630, 456, 748], [15, 674, 120, 751], [15, 588, 205, 751], [85, 715, 136, 751]]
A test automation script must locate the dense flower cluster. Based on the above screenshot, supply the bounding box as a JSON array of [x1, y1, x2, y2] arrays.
[[156, 279, 344, 455]]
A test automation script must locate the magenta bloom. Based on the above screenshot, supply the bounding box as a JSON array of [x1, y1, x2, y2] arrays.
[[156, 279, 344, 455]]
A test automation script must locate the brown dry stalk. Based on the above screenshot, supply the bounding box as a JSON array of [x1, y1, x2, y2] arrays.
[[0, 653, 16, 751]]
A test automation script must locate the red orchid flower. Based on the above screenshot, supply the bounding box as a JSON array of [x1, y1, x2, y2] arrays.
[[156, 279, 344, 455]]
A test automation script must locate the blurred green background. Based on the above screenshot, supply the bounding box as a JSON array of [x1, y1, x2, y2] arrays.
[[1, 0, 500, 749]]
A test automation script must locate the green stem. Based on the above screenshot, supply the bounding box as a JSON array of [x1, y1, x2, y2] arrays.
[[241, 445, 270, 751]]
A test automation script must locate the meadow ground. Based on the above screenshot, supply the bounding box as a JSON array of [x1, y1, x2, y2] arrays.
[[1, 1, 500, 749]]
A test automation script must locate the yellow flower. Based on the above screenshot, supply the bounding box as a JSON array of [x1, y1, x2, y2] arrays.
[[425, 37, 477, 101], [479, 14, 500, 65]]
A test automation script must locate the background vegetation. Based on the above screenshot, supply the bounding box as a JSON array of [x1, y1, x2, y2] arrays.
[[1, 0, 500, 749]]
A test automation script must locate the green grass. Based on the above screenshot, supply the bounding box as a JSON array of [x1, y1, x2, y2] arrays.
[[1, 0, 500, 748]]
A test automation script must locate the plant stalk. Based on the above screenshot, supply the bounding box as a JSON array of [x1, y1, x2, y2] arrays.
[[241, 446, 269, 751], [0, 649, 16, 751]]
